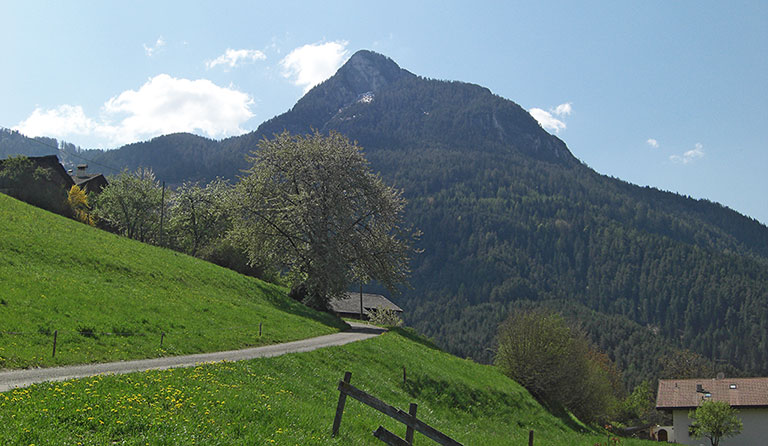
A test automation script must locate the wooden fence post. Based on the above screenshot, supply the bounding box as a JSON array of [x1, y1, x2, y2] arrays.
[[405, 403, 418, 444], [52, 330, 58, 357], [331, 371, 352, 436], [528, 429, 534, 446], [259, 322, 262, 337], [374, 426, 411, 446], [160, 332, 165, 348], [403, 366, 406, 385], [336, 379, 463, 445]]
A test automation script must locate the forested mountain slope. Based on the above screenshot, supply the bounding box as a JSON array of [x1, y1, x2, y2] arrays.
[[6, 51, 768, 383]]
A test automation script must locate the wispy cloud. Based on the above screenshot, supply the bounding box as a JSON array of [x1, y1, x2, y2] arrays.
[[280, 40, 349, 93], [206, 48, 266, 69], [670, 143, 705, 164], [15, 74, 254, 148], [647, 138, 659, 148], [529, 102, 572, 133], [143, 36, 166, 57], [553, 103, 572, 116]]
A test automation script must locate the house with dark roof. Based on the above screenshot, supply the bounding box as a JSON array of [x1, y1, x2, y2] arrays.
[[656, 377, 768, 445], [0, 155, 75, 214], [0, 154, 75, 189], [70, 164, 108, 194], [329, 292, 403, 320]]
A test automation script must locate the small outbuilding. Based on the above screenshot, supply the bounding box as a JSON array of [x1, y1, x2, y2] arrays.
[[329, 292, 403, 320], [70, 164, 108, 194], [649, 425, 674, 442], [656, 377, 768, 445]]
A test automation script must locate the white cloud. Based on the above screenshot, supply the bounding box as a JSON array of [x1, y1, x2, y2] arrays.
[[647, 138, 659, 148], [553, 102, 572, 116], [529, 108, 567, 133], [15, 105, 97, 137], [143, 36, 166, 57], [280, 40, 349, 93], [670, 143, 705, 164], [206, 48, 266, 69], [529, 102, 572, 133], [14, 74, 255, 148]]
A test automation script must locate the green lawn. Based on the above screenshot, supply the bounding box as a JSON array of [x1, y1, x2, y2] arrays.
[[0, 329, 654, 445], [0, 193, 346, 369]]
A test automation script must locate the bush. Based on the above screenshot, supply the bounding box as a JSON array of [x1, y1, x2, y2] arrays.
[[368, 307, 404, 327], [495, 309, 620, 424]]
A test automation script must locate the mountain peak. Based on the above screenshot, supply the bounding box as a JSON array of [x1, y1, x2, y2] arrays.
[[269, 50, 415, 135], [332, 50, 413, 95]]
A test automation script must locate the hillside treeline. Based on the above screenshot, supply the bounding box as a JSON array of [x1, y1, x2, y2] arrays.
[[364, 146, 768, 385]]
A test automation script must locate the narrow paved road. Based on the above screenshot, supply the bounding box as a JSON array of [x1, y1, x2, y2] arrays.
[[0, 322, 385, 393]]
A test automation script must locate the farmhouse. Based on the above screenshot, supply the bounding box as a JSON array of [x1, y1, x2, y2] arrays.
[[329, 292, 403, 320], [0, 154, 77, 214], [656, 377, 768, 445], [0, 154, 75, 189]]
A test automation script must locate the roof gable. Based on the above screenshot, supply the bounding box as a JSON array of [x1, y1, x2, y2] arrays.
[[72, 173, 108, 193], [17, 155, 75, 188]]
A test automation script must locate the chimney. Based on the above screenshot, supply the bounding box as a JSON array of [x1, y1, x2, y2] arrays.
[[696, 384, 703, 393], [76, 164, 88, 178]]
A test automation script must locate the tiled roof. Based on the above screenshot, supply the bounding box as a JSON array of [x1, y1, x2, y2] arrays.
[[71, 173, 108, 193], [657, 377, 768, 409], [73, 173, 102, 184], [329, 292, 403, 315]]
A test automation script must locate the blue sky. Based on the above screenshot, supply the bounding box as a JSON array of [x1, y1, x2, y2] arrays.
[[2, 1, 766, 224]]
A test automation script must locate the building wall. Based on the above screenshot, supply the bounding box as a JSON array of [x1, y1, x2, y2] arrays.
[[672, 407, 768, 445], [650, 425, 674, 442]]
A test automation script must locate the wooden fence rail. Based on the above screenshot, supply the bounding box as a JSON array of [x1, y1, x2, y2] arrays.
[[331, 371, 463, 446]]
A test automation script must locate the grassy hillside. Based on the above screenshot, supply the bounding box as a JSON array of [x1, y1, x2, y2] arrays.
[[0, 328, 653, 445], [0, 193, 346, 369]]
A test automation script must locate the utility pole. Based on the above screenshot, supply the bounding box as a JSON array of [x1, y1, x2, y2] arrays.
[[359, 283, 364, 320], [159, 180, 165, 246]]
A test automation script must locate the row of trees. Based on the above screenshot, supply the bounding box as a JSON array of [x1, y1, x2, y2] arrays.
[[90, 131, 416, 310], [93, 168, 231, 253]]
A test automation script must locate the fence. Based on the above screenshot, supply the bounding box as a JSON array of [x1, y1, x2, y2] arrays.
[[331, 371, 463, 446], [0, 321, 265, 358]]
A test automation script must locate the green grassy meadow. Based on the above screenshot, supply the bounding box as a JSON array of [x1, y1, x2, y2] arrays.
[[0, 193, 346, 369], [0, 328, 653, 445], [0, 193, 656, 445]]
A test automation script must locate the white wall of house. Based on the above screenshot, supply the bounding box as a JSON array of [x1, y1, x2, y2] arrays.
[[672, 407, 768, 445]]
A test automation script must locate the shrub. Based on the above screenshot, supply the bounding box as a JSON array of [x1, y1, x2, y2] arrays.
[[495, 309, 620, 424], [368, 307, 404, 327]]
